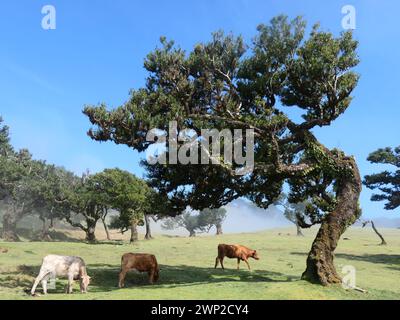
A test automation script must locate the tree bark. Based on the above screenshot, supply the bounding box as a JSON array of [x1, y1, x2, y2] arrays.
[[102, 217, 111, 241], [130, 220, 139, 243], [216, 223, 223, 235], [144, 214, 153, 240], [296, 224, 304, 237], [302, 158, 362, 286], [1, 212, 20, 241], [189, 230, 196, 237], [39, 217, 52, 241], [85, 219, 97, 243]]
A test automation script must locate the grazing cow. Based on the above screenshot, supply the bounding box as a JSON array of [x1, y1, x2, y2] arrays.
[[118, 253, 159, 287], [31, 255, 91, 295], [215, 244, 260, 270]]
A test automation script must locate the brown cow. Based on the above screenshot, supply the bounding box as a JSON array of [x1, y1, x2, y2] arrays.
[[118, 253, 159, 287], [215, 244, 260, 270]]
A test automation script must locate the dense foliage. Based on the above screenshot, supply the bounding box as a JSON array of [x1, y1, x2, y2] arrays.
[[162, 207, 227, 237], [364, 146, 400, 210]]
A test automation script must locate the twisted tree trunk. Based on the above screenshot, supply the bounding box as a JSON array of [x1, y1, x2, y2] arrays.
[[85, 219, 97, 243], [362, 220, 387, 245], [216, 223, 223, 235], [101, 217, 111, 241], [130, 220, 139, 243], [296, 224, 304, 237], [370, 221, 386, 245], [39, 217, 52, 241], [188, 229, 196, 237], [1, 211, 20, 241], [144, 214, 153, 240], [302, 158, 362, 285]]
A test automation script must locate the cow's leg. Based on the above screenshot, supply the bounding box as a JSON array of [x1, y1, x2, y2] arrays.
[[67, 274, 74, 294], [148, 270, 154, 284], [220, 258, 225, 270], [118, 270, 127, 288], [41, 278, 48, 295], [42, 272, 53, 295], [31, 276, 43, 295], [244, 259, 251, 271], [237, 258, 241, 270], [214, 257, 220, 269], [31, 270, 48, 295]]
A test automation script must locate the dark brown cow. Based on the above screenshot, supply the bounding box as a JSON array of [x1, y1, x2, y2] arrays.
[[118, 253, 159, 287], [215, 244, 260, 270]]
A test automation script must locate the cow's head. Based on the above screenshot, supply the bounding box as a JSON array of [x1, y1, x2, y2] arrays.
[[251, 250, 260, 260], [80, 275, 91, 293]]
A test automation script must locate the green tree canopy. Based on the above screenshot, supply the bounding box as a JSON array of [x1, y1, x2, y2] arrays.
[[99, 168, 152, 242], [197, 208, 227, 235], [364, 146, 400, 210], [162, 211, 202, 237]]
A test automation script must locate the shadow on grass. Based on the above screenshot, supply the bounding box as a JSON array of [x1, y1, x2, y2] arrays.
[[291, 251, 400, 267], [0, 228, 81, 243], [335, 253, 400, 266], [0, 265, 38, 291], [4, 262, 299, 295], [87, 263, 299, 293]]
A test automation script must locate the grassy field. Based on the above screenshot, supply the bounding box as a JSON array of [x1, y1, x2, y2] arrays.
[[0, 227, 399, 300]]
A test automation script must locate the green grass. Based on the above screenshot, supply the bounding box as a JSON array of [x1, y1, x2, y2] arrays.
[[0, 227, 399, 300]]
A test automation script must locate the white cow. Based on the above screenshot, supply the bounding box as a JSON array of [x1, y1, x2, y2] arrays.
[[31, 255, 91, 295]]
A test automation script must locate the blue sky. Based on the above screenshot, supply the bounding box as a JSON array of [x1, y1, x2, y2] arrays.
[[0, 0, 399, 219]]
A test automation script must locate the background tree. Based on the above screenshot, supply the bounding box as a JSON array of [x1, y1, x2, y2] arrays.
[[1, 117, 78, 241], [0, 150, 56, 241], [30, 165, 74, 241], [361, 219, 387, 245], [0, 117, 13, 202], [284, 203, 305, 237], [364, 146, 400, 210], [198, 208, 227, 235], [101, 168, 149, 243], [361, 146, 400, 246], [62, 171, 110, 242], [142, 189, 164, 240], [274, 193, 307, 236], [144, 214, 153, 240], [161, 211, 203, 237], [84, 16, 361, 285]]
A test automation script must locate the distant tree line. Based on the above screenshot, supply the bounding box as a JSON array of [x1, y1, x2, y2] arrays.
[[1, 117, 231, 243], [162, 208, 227, 237], [0, 117, 169, 243]]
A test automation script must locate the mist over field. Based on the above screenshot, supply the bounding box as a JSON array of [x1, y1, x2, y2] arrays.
[[1, 198, 399, 238], [154, 199, 290, 236]]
